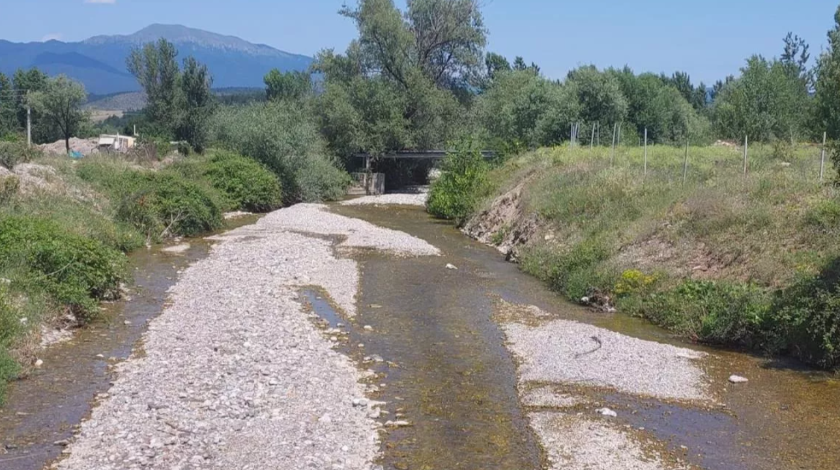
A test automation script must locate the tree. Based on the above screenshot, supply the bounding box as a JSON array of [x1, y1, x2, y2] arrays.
[[127, 39, 180, 136], [30, 75, 88, 153], [176, 57, 214, 153], [781, 32, 812, 88], [264, 69, 312, 101], [713, 56, 808, 142], [567, 66, 627, 129], [484, 52, 511, 81], [0, 73, 16, 136], [815, 7, 840, 140], [315, 0, 487, 157]]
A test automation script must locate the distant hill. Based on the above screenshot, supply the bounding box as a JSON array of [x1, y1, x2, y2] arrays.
[[0, 24, 313, 95]]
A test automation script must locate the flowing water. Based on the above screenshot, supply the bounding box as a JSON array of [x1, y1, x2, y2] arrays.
[[2, 206, 840, 470]]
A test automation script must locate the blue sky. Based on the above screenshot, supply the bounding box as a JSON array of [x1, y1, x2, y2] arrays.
[[0, 0, 837, 84]]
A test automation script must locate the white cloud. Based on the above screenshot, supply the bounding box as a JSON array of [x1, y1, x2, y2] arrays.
[[84, 0, 116, 4], [41, 33, 63, 41]]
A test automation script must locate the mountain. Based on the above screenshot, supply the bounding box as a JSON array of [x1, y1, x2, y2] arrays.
[[0, 25, 313, 95]]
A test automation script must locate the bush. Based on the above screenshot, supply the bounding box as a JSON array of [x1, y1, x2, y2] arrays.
[[0, 174, 19, 204], [521, 239, 614, 301], [116, 172, 223, 240], [0, 215, 127, 321], [427, 143, 490, 222], [203, 151, 282, 212], [0, 140, 38, 169], [0, 285, 21, 402], [76, 158, 224, 240], [211, 102, 349, 203], [766, 258, 840, 368], [622, 280, 770, 345]]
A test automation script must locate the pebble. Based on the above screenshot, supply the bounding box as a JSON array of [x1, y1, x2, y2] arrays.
[[729, 375, 749, 384], [596, 408, 618, 418], [445, 263, 458, 270]]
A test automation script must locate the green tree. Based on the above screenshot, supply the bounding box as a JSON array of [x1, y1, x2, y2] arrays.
[[127, 39, 180, 137], [815, 7, 840, 140], [176, 57, 215, 153], [30, 75, 88, 153], [264, 69, 312, 101], [315, 0, 487, 157], [713, 55, 808, 142], [484, 52, 511, 81], [12, 68, 51, 142], [0, 73, 16, 136], [567, 66, 627, 129], [781, 32, 812, 89]]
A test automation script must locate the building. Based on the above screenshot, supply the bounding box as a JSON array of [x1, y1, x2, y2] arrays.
[[98, 134, 136, 152]]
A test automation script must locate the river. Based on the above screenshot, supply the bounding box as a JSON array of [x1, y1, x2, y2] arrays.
[[1, 204, 838, 470]]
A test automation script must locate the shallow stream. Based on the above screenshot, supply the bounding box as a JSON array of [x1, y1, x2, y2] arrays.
[[2, 206, 839, 470]]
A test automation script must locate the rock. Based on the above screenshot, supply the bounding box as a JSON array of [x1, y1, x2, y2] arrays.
[[445, 263, 458, 270], [34, 359, 43, 368], [384, 420, 412, 428], [728, 375, 749, 384], [363, 325, 373, 331], [54, 439, 70, 447], [124, 320, 132, 326], [596, 408, 618, 417]]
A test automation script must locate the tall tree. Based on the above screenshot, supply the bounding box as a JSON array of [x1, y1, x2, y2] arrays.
[[264, 69, 312, 101], [815, 7, 840, 139], [127, 39, 180, 135], [30, 75, 88, 153], [781, 32, 812, 88], [0, 72, 16, 136], [176, 57, 214, 153], [484, 52, 511, 81]]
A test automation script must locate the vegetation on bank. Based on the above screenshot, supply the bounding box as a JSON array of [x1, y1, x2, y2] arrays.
[[0, 148, 282, 402], [436, 142, 840, 368]]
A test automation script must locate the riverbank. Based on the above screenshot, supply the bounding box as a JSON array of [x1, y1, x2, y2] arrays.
[[459, 144, 840, 368], [0, 149, 284, 402]]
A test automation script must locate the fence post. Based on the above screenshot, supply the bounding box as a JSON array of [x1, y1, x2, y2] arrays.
[[591, 123, 596, 150], [611, 123, 617, 166], [743, 135, 749, 177], [644, 128, 648, 179], [820, 131, 827, 182], [683, 139, 689, 185]]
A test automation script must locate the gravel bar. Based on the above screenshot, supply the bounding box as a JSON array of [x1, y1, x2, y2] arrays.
[[55, 204, 438, 470], [340, 190, 428, 207], [529, 412, 687, 470], [503, 319, 710, 402]]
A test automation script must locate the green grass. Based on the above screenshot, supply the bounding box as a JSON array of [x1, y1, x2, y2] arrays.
[[472, 142, 840, 367]]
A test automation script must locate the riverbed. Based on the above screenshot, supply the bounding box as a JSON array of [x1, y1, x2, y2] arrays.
[[1, 203, 839, 470]]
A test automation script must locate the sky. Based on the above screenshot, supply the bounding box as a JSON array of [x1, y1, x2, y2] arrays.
[[0, 0, 837, 85]]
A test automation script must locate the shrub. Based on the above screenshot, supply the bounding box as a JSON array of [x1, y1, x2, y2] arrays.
[[0, 216, 127, 321], [427, 143, 490, 222], [203, 151, 283, 212], [211, 102, 349, 203], [116, 172, 223, 240], [0, 140, 38, 169], [804, 199, 840, 233], [623, 280, 770, 345], [520, 239, 614, 302], [0, 174, 19, 204], [0, 285, 21, 402], [766, 258, 840, 368], [614, 270, 658, 297]]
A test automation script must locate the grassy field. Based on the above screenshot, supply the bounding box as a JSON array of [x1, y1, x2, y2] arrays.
[[464, 142, 840, 368]]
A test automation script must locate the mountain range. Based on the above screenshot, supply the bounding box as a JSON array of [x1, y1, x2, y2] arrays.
[[0, 24, 313, 95]]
